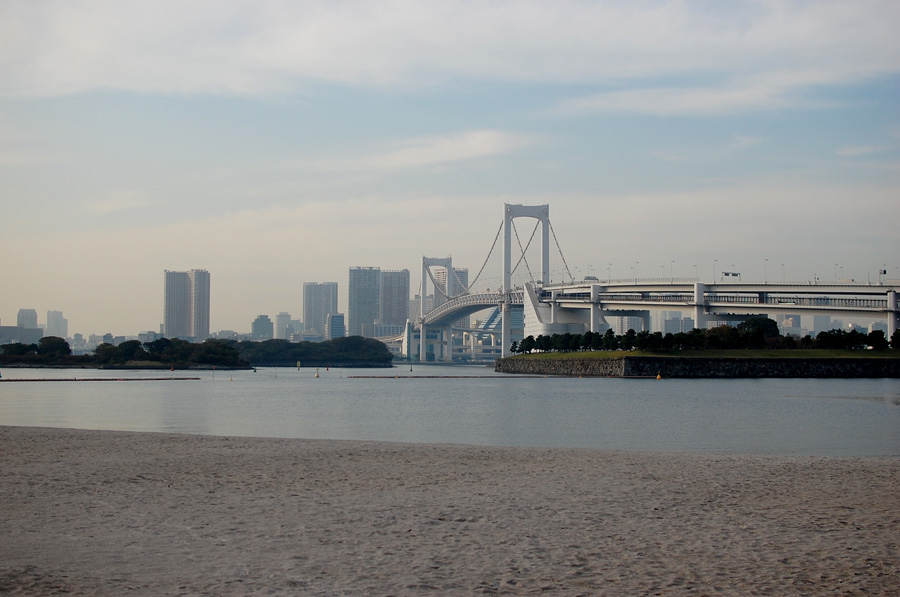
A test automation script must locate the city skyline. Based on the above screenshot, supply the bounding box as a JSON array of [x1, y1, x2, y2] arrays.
[[2, 1, 898, 336]]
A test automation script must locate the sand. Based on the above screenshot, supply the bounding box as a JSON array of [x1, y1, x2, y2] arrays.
[[1, 426, 897, 595]]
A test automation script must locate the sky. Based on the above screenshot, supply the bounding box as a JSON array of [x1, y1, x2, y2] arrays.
[[1, 0, 898, 337]]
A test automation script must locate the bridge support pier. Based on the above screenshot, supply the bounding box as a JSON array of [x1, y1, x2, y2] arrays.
[[693, 282, 708, 331], [590, 285, 601, 332], [888, 291, 898, 339]]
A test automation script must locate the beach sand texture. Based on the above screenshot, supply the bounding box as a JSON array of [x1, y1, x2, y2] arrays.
[[1, 426, 898, 595]]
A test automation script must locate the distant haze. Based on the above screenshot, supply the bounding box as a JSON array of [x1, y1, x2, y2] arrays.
[[1, 0, 898, 336]]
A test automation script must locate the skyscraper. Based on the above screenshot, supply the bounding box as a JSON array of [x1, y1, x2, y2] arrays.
[[348, 267, 381, 337], [303, 282, 339, 336], [275, 312, 292, 340], [164, 269, 210, 340], [325, 312, 346, 340], [251, 315, 273, 340], [46, 310, 68, 338], [17, 309, 38, 329], [380, 269, 410, 328]]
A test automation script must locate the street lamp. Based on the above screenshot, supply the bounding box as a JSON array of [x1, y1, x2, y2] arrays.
[[670, 260, 675, 283], [781, 263, 785, 282], [607, 263, 612, 283], [764, 258, 768, 283], [694, 264, 698, 280], [714, 259, 718, 281]]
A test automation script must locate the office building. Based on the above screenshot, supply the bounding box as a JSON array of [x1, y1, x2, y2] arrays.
[[303, 282, 339, 336], [17, 309, 38, 329], [275, 312, 292, 340], [380, 269, 410, 328], [46, 310, 68, 338], [325, 312, 346, 340], [348, 267, 381, 337], [164, 269, 210, 341], [251, 315, 273, 340]]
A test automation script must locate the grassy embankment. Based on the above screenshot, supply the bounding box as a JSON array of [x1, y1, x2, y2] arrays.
[[510, 349, 900, 360]]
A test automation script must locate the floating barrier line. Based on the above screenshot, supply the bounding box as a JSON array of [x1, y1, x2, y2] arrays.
[[0, 377, 201, 382]]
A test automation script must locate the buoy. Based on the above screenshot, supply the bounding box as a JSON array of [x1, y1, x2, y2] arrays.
[[656, 373, 662, 380]]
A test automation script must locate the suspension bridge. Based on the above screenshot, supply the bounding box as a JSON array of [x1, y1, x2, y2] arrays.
[[399, 204, 899, 362]]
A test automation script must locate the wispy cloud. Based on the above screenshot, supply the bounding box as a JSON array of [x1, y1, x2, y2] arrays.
[[1, 1, 897, 97], [834, 145, 891, 157], [0, 150, 72, 166], [299, 130, 533, 173], [84, 191, 154, 215], [653, 135, 765, 163]]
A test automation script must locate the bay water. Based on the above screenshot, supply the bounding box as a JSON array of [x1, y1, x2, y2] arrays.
[[1, 365, 898, 456]]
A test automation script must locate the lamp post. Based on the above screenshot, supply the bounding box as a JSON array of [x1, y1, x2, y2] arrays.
[[670, 260, 675, 283], [764, 258, 768, 283], [714, 259, 717, 281], [781, 263, 785, 282], [607, 263, 611, 283], [694, 264, 698, 280]]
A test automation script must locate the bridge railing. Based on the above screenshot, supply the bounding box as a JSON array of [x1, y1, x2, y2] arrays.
[[420, 290, 525, 326], [537, 290, 889, 310]]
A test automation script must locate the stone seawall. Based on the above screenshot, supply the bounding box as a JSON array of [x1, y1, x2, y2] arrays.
[[495, 356, 900, 378]]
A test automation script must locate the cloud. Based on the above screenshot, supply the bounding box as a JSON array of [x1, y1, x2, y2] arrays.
[[297, 130, 533, 173], [84, 191, 155, 215], [653, 135, 765, 163], [1, 0, 898, 98], [834, 145, 891, 157], [0, 150, 72, 166]]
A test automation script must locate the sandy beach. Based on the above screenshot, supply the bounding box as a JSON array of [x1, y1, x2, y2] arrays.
[[1, 426, 897, 595]]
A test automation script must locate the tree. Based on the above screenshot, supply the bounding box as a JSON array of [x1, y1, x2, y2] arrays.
[[867, 330, 889, 351], [509, 340, 519, 355], [601, 329, 618, 351], [519, 335, 536, 354], [38, 336, 71, 356], [892, 329, 900, 350], [737, 317, 780, 338], [620, 329, 637, 350]]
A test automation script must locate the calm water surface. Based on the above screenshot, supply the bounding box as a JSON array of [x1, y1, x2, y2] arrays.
[[1, 365, 898, 456]]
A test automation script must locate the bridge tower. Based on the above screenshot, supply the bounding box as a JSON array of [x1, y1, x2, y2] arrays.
[[502, 204, 550, 357], [419, 256, 455, 362]]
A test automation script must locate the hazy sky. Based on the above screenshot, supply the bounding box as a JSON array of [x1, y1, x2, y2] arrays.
[[2, 0, 898, 336]]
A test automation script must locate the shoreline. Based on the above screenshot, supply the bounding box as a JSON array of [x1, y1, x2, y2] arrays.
[[496, 354, 900, 377], [3, 426, 898, 595]]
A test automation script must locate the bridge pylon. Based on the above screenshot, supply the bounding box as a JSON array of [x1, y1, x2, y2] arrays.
[[502, 204, 550, 356]]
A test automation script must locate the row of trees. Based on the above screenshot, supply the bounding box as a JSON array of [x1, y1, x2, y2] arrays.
[[234, 336, 392, 366], [0, 337, 250, 368], [510, 318, 900, 354], [0, 335, 393, 368]]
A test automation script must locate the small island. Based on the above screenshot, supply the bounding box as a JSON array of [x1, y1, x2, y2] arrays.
[[0, 336, 393, 370], [496, 318, 900, 378]]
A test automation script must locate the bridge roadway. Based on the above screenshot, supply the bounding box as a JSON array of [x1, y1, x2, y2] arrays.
[[418, 290, 523, 327], [409, 280, 898, 359]]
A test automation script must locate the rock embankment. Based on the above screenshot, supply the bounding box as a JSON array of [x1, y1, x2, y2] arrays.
[[495, 356, 900, 378]]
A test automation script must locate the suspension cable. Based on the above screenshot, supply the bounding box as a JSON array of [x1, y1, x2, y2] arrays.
[[510, 219, 538, 283], [548, 219, 573, 282]]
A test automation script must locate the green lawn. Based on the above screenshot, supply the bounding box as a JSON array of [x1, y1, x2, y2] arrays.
[[509, 349, 900, 360]]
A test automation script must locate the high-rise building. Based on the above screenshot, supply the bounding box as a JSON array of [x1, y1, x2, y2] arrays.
[[251, 315, 273, 340], [348, 267, 381, 337], [380, 269, 410, 328], [275, 312, 292, 340], [303, 282, 339, 336], [17, 309, 38, 329], [46, 310, 68, 338], [325, 312, 346, 340], [164, 269, 210, 340]]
